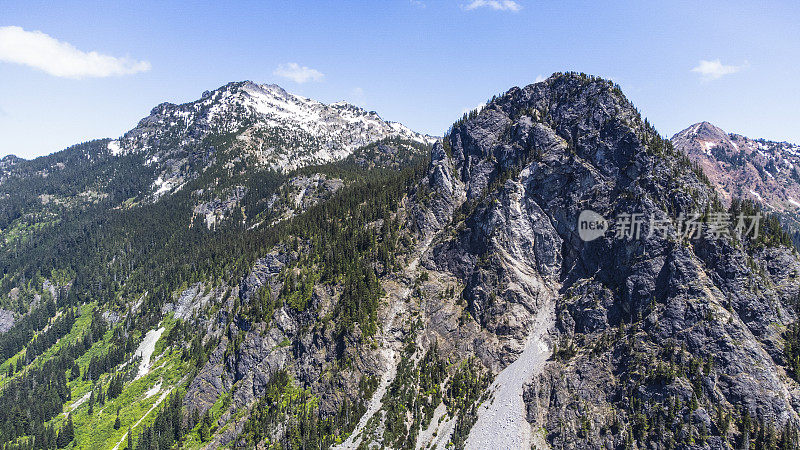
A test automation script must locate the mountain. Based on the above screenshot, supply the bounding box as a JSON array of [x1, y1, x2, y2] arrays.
[[112, 81, 435, 199], [2, 74, 800, 450], [671, 122, 800, 234], [0, 81, 435, 255], [1, 81, 434, 202]]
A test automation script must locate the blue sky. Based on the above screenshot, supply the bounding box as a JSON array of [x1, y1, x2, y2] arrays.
[[1, 0, 799, 159]]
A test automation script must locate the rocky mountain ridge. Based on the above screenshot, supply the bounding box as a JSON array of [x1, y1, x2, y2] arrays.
[[672, 121, 800, 232], [180, 73, 800, 448], [112, 81, 435, 199], [0, 82, 434, 259]]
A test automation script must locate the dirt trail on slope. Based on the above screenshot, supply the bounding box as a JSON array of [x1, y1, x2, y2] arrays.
[[68, 391, 92, 412], [111, 388, 170, 450]]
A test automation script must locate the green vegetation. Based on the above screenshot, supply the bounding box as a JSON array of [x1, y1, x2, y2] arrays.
[[0, 134, 430, 450], [729, 198, 794, 250], [783, 293, 800, 383], [559, 319, 800, 449], [0, 304, 107, 447], [280, 267, 317, 313], [239, 369, 373, 449], [444, 358, 493, 449], [381, 344, 447, 448], [1, 135, 429, 348], [0, 297, 58, 361], [130, 391, 185, 450], [786, 321, 800, 382]]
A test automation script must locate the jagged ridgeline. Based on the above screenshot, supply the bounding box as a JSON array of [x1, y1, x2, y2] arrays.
[[1, 73, 800, 450], [671, 121, 800, 249]]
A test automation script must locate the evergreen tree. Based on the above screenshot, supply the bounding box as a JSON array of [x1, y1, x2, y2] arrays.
[[88, 390, 95, 415], [70, 362, 80, 380], [56, 414, 74, 448], [199, 413, 211, 442]]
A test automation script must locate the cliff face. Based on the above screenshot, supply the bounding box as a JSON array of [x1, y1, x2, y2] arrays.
[[401, 73, 800, 448]]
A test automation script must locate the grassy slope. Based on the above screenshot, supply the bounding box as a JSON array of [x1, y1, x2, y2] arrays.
[[0, 302, 96, 384], [38, 314, 188, 449]]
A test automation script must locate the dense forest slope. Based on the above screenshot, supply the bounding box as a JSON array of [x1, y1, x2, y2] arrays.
[[2, 73, 800, 450]]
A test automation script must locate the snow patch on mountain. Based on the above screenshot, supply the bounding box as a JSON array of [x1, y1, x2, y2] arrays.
[[135, 327, 165, 380], [109, 81, 435, 199], [117, 81, 435, 172], [107, 140, 122, 156]]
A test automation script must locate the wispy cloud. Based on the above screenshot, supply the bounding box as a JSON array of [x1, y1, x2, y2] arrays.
[[691, 59, 748, 81], [535, 74, 546, 83], [0, 26, 150, 79], [462, 0, 522, 12], [273, 62, 324, 84], [410, 0, 426, 8], [349, 87, 367, 107]]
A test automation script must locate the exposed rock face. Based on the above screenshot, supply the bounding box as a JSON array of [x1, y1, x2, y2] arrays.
[[183, 335, 232, 420], [176, 74, 800, 449], [111, 81, 436, 199], [259, 174, 345, 227], [0, 309, 15, 334], [0, 155, 25, 185], [192, 186, 248, 229], [406, 74, 800, 448], [162, 283, 219, 320]]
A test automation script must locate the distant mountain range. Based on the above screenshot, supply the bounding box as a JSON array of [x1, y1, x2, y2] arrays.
[[672, 121, 800, 233]]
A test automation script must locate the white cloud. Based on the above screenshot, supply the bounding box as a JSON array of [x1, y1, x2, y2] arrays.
[[410, 0, 426, 8], [691, 59, 748, 81], [273, 62, 324, 84], [463, 0, 522, 11], [535, 74, 546, 83], [0, 26, 150, 79]]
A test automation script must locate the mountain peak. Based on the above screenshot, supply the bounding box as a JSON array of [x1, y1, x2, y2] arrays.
[[678, 121, 730, 140], [672, 120, 800, 214], [671, 121, 736, 158], [111, 80, 435, 199], [419, 73, 800, 448], [6, 72, 800, 450]]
